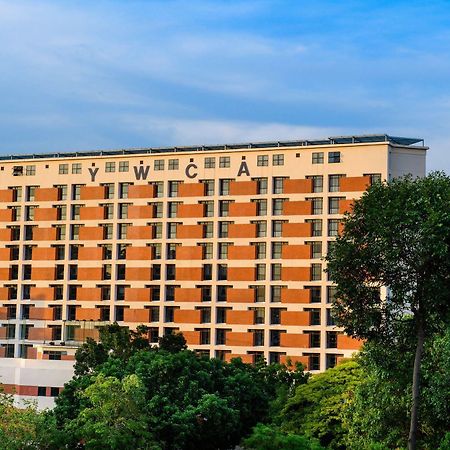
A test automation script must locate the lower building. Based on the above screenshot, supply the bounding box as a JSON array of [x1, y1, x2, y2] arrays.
[[0, 134, 426, 407]]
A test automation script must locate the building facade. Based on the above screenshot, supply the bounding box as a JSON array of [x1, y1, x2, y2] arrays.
[[0, 135, 426, 406]]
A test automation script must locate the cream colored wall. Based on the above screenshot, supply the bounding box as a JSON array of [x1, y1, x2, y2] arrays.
[[0, 141, 427, 387]]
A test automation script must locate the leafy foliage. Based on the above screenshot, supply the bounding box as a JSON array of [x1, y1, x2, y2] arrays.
[[54, 326, 308, 449], [344, 329, 450, 449], [0, 391, 62, 449], [327, 172, 450, 342], [243, 424, 325, 450], [281, 359, 362, 449]]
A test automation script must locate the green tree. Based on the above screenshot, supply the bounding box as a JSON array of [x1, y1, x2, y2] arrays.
[[281, 359, 362, 449], [68, 373, 154, 450], [74, 323, 151, 376], [0, 391, 62, 449], [344, 328, 450, 449], [157, 331, 187, 353], [326, 173, 450, 450], [243, 424, 325, 450], [55, 337, 307, 450]]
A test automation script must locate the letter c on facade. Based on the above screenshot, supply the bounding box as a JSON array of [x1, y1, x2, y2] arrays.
[[185, 163, 198, 179]]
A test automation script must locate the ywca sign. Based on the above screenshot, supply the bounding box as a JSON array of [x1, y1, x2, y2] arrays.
[[87, 161, 251, 182]]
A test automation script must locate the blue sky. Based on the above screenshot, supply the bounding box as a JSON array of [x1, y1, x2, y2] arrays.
[[0, 0, 449, 172]]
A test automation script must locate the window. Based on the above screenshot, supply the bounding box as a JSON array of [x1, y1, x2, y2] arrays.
[[309, 197, 323, 215], [306, 175, 323, 193], [199, 222, 213, 238], [56, 205, 66, 220], [250, 307, 266, 331], [166, 264, 176, 280], [164, 306, 175, 322], [217, 264, 227, 280], [329, 174, 343, 192], [307, 331, 321, 348], [270, 308, 282, 325], [105, 162, 116, 172], [272, 198, 286, 216], [25, 165, 36, 176], [252, 220, 267, 237], [166, 243, 179, 260], [253, 329, 265, 346], [119, 203, 130, 219], [219, 156, 230, 168], [102, 203, 114, 219], [254, 200, 267, 216], [308, 309, 321, 325], [59, 164, 68, 174], [70, 244, 80, 260], [71, 224, 81, 240], [200, 242, 213, 259], [271, 263, 282, 281], [151, 202, 163, 218], [328, 151, 341, 163], [165, 286, 177, 302], [256, 263, 266, 281], [100, 244, 112, 260], [168, 202, 180, 218], [103, 223, 114, 239], [167, 223, 178, 239], [168, 159, 179, 170], [328, 219, 340, 237], [219, 179, 232, 195], [271, 242, 284, 259], [306, 219, 322, 237], [273, 177, 285, 194], [204, 157, 215, 168], [54, 245, 65, 260], [218, 221, 230, 238], [219, 200, 231, 217], [255, 285, 268, 303], [218, 243, 230, 259], [271, 285, 284, 303], [72, 163, 82, 174], [328, 197, 343, 214], [200, 201, 214, 217], [364, 173, 382, 185], [254, 177, 268, 194], [254, 242, 266, 259], [119, 183, 131, 199], [272, 220, 284, 237], [26, 186, 37, 201], [72, 184, 82, 200], [168, 181, 180, 197], [154, 159, 165, 171], [149, 222, 162, 239], [203, 264, 212, 280], [119, 161, 129, 172], [273, 154, 284, 166], [55, 184, 67, 200], [270, 330, 282, 346], [103, 183, 115, 199], [257, 155, 268, 166], [311, 263, 322, 281], [201, 179, 214, 196], [326, 331, 337, 348], [312, 152, 324, 164], [118, 223, 130, 239], [201, 286, 212, 302], [216, 328, 227, 344], [326, 354, 340, 369], [25, 206, 36, 221], [306, 241, 322, 259], [71, 204, 82, 220], [11, 186, 22, 202], [217, 285, 230, 302]]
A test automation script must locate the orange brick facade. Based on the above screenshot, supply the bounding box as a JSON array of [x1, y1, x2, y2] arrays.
[[0, 136, 427, 376]]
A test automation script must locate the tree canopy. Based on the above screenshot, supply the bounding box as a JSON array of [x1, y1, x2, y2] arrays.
[[326, 172, 450, 449]]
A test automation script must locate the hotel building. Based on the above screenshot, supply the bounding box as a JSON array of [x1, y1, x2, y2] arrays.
[[0, 134, 426, 407]]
